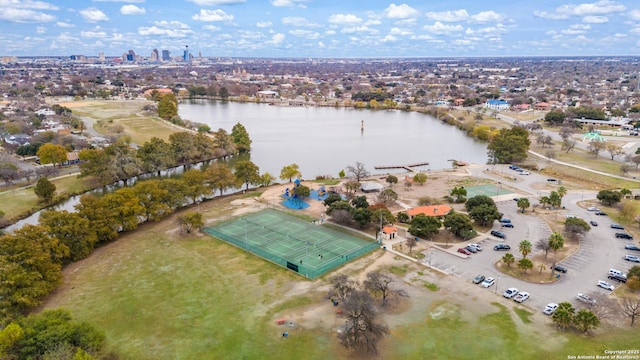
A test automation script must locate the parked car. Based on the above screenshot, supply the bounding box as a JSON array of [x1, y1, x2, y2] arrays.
[[503, 288, 519, 299], [590, 220, 598, 226], [624, 254, 640, 263], [490, 230, 507, 239], [624, 245, 640, 252], [508, 165, 519, 170], [547, 178, 557, 182], [469, 243, 483, 251], [514, 292, 530, 303], [473, 274, 486, 284], [595, 211, 607, 216], [587, 206, 599, 211], [493, 244, 511, 251], [615, 233, 633, 240], [513, 197, 520, 202], [576, 293, 596, 305], [481, 277, 495, 288], [597, 280, 615, 291], [465, 245, 478, 253], [608, 274, 628, 283], [543, 303, 559, 315], [518, 171, 530, 175], [457, 247, 471, 255], [501, 223, 514, 228], [553, 265, 568, 273], [499, 218, 511, 223], [611, 223, 625, 230]]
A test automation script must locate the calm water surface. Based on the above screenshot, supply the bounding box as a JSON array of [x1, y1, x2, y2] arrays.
[[179, 101, 488, 178]]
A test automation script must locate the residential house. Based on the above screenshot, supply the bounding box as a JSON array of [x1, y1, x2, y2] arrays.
[[406, 205, 452, 220]]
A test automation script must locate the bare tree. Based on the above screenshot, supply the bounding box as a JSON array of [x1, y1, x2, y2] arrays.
[[331, 209, 353, 226], [535, 238, 551, 258], [328, 274, 359, 303], [405, 237, 417, 254], [588, 292, 617, 321], [620, 297, 640, 327], [606, 144, 625, 160], [346, 161, 369, 183], [562, 138, 576, 153], [364, 271, 408, 307], [338, 289, 389, 354], [588, 140, 606, 158]]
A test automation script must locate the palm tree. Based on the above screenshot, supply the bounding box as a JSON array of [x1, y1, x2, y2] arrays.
[[553, 302, 575, 330], [548, 232, 565, 276], [519, 239, 532, 258], [557, 186, 567, 207], [517, 198, 530, 213], [502, 253, 515, 267], [574, 309, 601, 333], [517, 258, 533, 273]]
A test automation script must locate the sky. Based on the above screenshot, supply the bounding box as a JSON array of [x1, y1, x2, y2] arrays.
[[2, 0, 640, 58]]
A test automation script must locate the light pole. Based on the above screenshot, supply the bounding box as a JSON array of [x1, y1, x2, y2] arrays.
[[495, 275, 500, 294]]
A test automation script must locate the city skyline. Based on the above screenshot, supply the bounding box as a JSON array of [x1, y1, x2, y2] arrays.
[[2, 0, 640, 58]]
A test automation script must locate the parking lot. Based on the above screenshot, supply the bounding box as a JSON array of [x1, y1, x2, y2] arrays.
[[419, 165, 637, 313]]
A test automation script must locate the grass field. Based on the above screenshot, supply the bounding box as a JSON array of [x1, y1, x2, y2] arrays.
[[41, 194, 640, 359]]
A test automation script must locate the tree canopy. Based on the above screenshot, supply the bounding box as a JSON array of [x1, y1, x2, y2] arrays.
[[487, 126, 530, 164], [231, 123, 252, 153]]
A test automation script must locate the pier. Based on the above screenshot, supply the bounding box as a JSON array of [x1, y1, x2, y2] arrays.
[[374, 161, 429, 172]]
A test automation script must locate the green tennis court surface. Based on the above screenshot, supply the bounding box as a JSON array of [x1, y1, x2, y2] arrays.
[[465, 184, 512, 198], [203, 209, 379, 279]]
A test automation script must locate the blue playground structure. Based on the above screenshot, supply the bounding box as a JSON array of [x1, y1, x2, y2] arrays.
[[281, 179, 309, 210]]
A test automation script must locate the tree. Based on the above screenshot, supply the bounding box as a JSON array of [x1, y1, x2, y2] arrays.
[[101, 188, 146, 232], [351, 196, 369, 209], [169, 132, 200, 166], [465, 195, 496, 212], [563, 218, 590, 237], [574, 309, 600, 333], [519, 239, 532, 258], [588, 140, 606, 158], [36, 143, 67, 167], [39, 210, 97, 263], [487, 126, 531, 164], [75, 194, 119, 244], [544, 110, 566, 124], [535, 238, 551, 259], [133, 179, 173, 221], [408, 214, 441, 238], [502, 252, 515, 267], [328, 274, 359, 303], [413, 172, 427, 185], [338, 289, 389, 354], [385, 175, 398, 187], [442, 211, 474, 239], [553, 302, 575, 330], [293, 184, 310, 199], [376, 189, 398, 206], [517, 198, 530, 213], [0, 162, 19, 186], [405, 237, 416, 254], [323, 193, 343, 207], [212, 128, 236, 157], [181, 169, 209, 204], [346, 162, 369, 183], [619, 297, 640, 327], [468, 203, 502, 226], [205, 162, 237, 196], [231, 122, 252, 152], [177, 212, 204, 233], [363, 271, 408, 307], [280, 164, 302, 183], [136, 137, 175, 175], [352, 208, 372, 229], [607, 143, 625, 160], [234, 160, 260, 190], [557, 186, 567, 207], [597, 189, 622, 206], [33, 177, 56, 203], [450, 186, 467, 203], [517, 258, 533, 273], [259, 172, 275, 187], [157, 92, 178, 119]]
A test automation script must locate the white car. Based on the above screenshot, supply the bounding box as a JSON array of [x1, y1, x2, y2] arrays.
[[469, 243, 483, 252], [576, 293, 596, 305], [518, 171, 530, 175], [503, 287, 519, 299], [514, 291, 530, 303], [597, 280, 615, 291], [543, 303, 559, 315], [587, 206, 600, 211], [481, 277, 495, 288]]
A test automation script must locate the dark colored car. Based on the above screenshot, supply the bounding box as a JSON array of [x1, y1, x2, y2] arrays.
[[465, 245, 478, 253], [490, 230, 506, 239], [547, 178, 557, 182], [499, 218, 511, 223], [625, 245, 640, 252], [608, 274, 628, 283], [501, 223, 514, 228], [616, 233, 633, 240], [493, 244, 511, 251], [590, 221, 598, 226], [553, 265, 568, 273], [458, 247, 471, 255], [473, 274, 486, 284], [611, 223, 625, 230], [595, 211, 607, 216]]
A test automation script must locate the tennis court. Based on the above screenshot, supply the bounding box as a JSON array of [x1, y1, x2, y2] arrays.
[[465, 184, 512, 198], [203, 209, 379, 279]]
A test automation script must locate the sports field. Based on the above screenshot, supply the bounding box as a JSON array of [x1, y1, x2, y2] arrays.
[[204, 209, 379, 279], [465, 184, 512, 198]]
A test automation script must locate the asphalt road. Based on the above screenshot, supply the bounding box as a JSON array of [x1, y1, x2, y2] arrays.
[[419, 164, 637, 314]]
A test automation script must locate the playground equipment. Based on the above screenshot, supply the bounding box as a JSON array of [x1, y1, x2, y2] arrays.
[[282, 179, 308, 209]]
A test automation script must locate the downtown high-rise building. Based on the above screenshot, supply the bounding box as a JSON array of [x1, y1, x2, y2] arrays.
[[162, 50, 170, 61], [150, 49, 159, 62]]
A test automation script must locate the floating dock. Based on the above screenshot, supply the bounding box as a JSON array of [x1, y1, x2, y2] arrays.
[[374, 161, 429, 172]]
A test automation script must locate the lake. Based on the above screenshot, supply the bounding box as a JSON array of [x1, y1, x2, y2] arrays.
[[179, 100, 489, 178]]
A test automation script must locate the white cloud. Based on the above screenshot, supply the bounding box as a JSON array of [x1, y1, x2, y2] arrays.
[[582, 15, 608, 23], [138, 26, 194, 37], [381, 35, 397, 42], [423, 22, 464, 35], [0, 8, 55, 23], [271, 0, 307, 8], [187, 0, 245, 5], [80, 8, 109, 22], [256, 21, 272, 28], [470, 11, 504, 23], [629, 9, 640, 21], [289, 29, 321, 39], [36, 26, 46, 34], [270, 33, 285, 44], [424, 9, 468, 22], [81, 30, 107, 38], [535, 0, 625, 20], [203, 24, 221, 31], [390, 27, 412, 36], [0, 0, 58, 10], [328, 14, 362, 25], [317, 41, 325, 48], [92, 0, 144, 2], [282, 16, 318, 27], [120, 5, 145, 15], [192, 9, 233, 22], [153, 20, 190, 29], [384, 3, 419, 19], [56, 21, 74, 27], [561, 23, 591, 35], [340, 26, 378, 34]]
